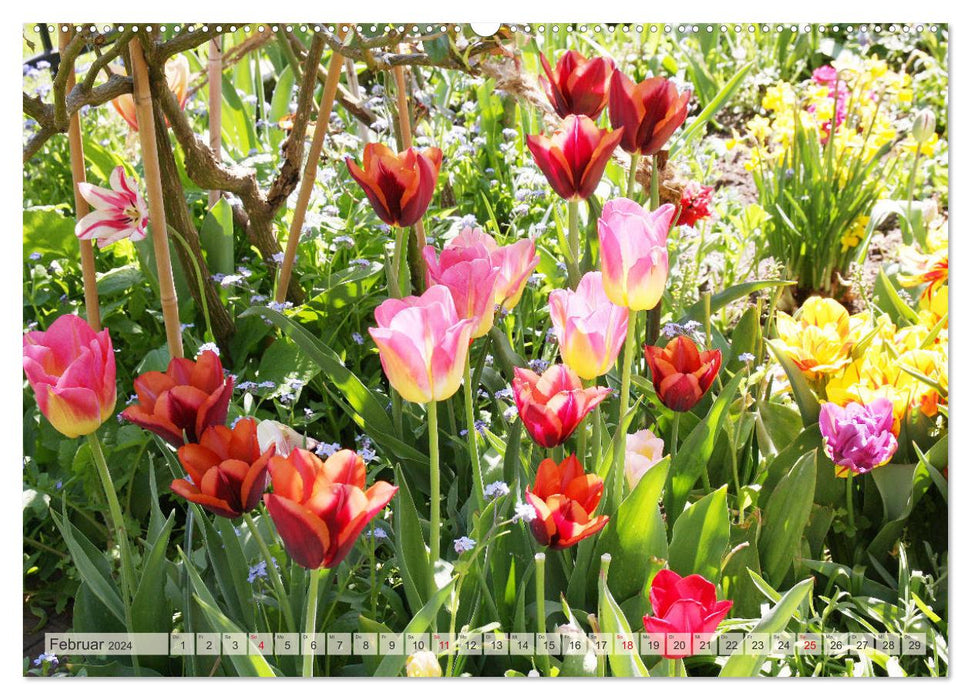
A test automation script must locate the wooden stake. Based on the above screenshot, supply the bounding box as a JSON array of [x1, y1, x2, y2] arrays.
[[130, 36, 184, 359], [274, 32, 347, 303], [60, 27, 102, 331], [208, 37, 223, 207], [392, 59, 427, 264]]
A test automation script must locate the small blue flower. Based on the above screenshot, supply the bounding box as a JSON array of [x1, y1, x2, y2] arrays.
[[247, 561, 268, 583], [453, 536, 476, 554], [484, 481, 509, 499], [258, 380, 277, 389], [315, 441, 341, 458], [739, 352, 756, 363], [237, 381, 257, 391], [271, 252, 285, 264], [683, 320, 702, 332], [351, 332, 365, 345], [267, 301, 293, 312], [528, 359, 549, 373], [304, 407, 314, 418], [349, 258, 371, 269], [33, 652, 58, 667], [334, 235, 355, 247], [180, 322, 196, 332], [494, 387, 514, 401], [211, 272, 226, 283], [361, 445, 377, 463], [250, 294, 268, 304], [28, 252, 41, 261], [373, 527, 388, 539], [197, 342, 220, 357], [474, 419, 488, 436]]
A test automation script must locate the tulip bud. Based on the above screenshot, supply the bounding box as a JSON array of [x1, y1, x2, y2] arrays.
[[406, 651, 442, 677], [912, 108, 936, 144]]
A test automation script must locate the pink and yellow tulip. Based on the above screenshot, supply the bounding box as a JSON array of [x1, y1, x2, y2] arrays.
[[548, 271, 629, 380], [111, 54, 190, 131], [23, 314, 116, 438], [422, 234, 501, 338], [597, 198, 675, 310], [368, 285, 475, 404]]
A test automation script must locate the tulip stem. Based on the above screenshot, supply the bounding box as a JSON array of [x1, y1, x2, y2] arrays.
[[611, 315, 639, 511], [534, 553, 550, 676], [650, 154, 660, 210], [463, 356, 486, 511], [391, 225, 411, 297], [567, 199, 581, 287], [427, 401, 441, 597], [671, 412, 680, 457], [86, 432, 138, 673], [301, 567, 324, 677], [591, 404, 602, 471], [243, 512, 297, 633], [626, 152, 640, 200], [845, 472, 856, 534]]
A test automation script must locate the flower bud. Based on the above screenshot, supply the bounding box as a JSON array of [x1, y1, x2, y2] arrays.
[[912, 109, 936, 144]]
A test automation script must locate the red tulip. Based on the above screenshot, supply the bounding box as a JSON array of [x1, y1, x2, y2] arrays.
[[644, 335, 721, 412], [22, 314, 116, 438], [264, 448, 397, 570], [524, 454, 609, 549], [526, 115, 623, 201], [539, 50, 615, 119], [643, 569, 732, 658], [345, 143, 442, 228], [608, 72, 691, 156], [513, 364, 610, 448], [121, 350, 233, 446], [172, 418, 274, 518]]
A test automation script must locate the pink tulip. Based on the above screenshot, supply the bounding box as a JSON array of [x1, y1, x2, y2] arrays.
[[75, 166, 149, 248], [423, 232, 501, 338], [369, 285, 475, 404], [23, 314, 116, 438], [490, 237, 540, 311], [111, 54, 190, 132], [549, 271, 629, 380], [597, 198, 675, 310]]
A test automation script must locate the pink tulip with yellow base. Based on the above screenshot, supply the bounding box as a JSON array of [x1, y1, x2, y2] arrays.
[[369, 284, 474, 588]]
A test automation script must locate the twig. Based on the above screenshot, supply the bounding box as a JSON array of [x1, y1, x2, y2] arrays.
[[60, 26, 101, 331], [276, 31, 347, 303]]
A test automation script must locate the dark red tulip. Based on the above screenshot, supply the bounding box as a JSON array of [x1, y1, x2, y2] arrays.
[[121, 350, 233, 446], [539, 50, 615, 119], [644, 335, 721, 412], [608, 72, 691, 156], [526, 115, 623, 201], [345, 143, 442, 228], [264, 448, 397, 570], [172, 418, 274, 518]]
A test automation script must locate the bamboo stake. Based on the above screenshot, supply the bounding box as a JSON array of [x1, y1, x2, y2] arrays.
[[130, 36, 184, 359], [392, 60, 427, 254], [274, 31, 347, 304], [208, 37, 223, 207], [60, 26, 101, 331]]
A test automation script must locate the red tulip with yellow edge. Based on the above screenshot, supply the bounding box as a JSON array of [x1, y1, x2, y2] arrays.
[[608, 72, 691, 156], [524, 454, 609, 549], [345, 143, 442, 228], [264, 448, 397, 570], [121, 350, 233, 446], [644, 335, 722, 412], [172, 418, 274, 518], [526, 115, 623, 201]]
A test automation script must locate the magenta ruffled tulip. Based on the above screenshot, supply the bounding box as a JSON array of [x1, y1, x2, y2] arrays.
[[549, 271, 629, 380], [819, 399, 899, 476], [643, 569, 732, 659], [597, 198, 675, 310], [369, 285, 475, 404], [23, 314, 117, 438]]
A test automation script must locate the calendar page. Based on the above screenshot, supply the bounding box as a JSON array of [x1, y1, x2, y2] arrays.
[[21, 19, 948, 680]]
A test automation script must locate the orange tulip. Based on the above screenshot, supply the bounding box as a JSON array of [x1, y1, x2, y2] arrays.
[[172, 418, 274, 518], [346, 143, 443, 228], [111, 54, 190, 131], [524, 454, 609, 549], [264, 448, 397, 569], [644, 335, 721, 412]]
